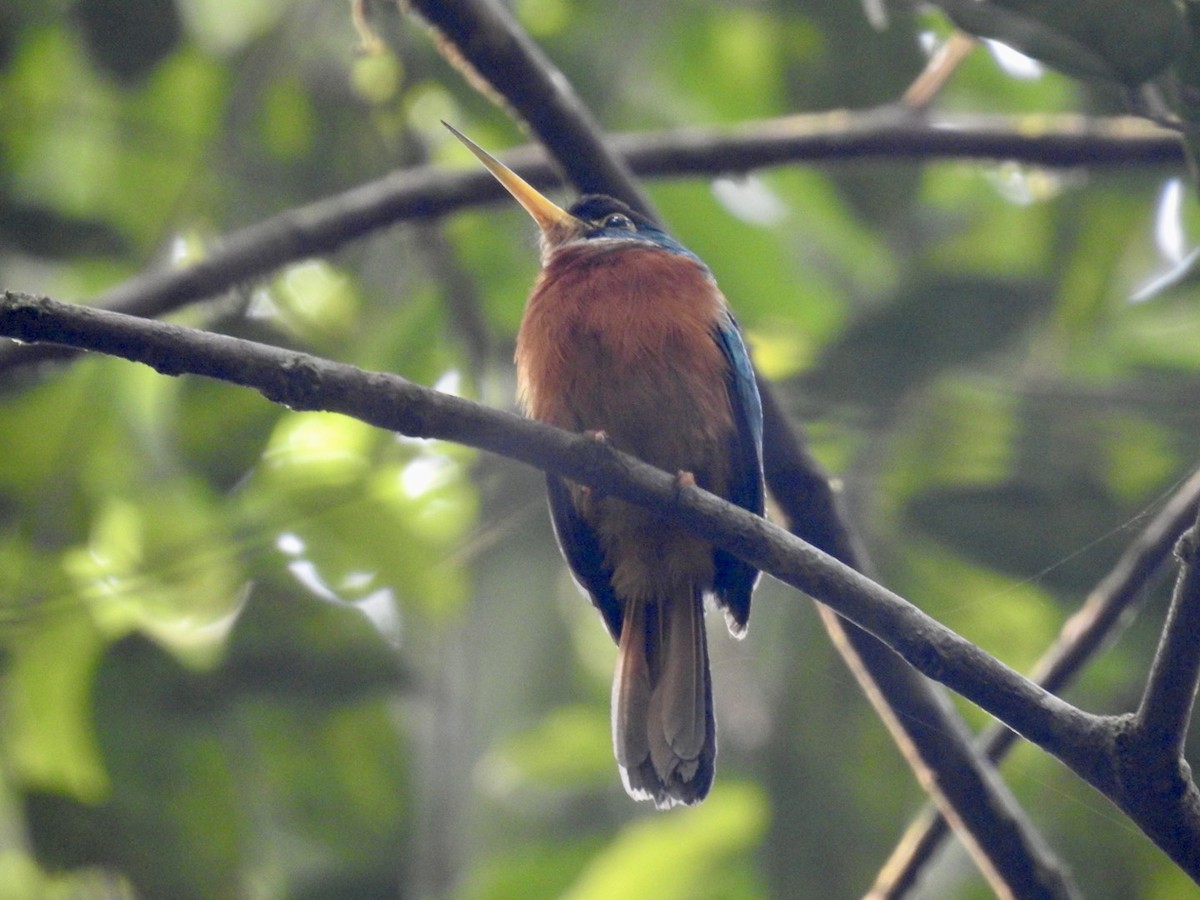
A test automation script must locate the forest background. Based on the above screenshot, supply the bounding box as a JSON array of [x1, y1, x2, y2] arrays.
[[2, 0, 1200, 897]]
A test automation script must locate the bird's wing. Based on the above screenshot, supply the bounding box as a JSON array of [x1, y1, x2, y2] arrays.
[[546, 473, 624, 642], [711, 311, 764, 635]]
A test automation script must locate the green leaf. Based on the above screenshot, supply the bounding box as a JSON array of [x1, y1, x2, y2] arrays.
[[58, 635, 245, 898], [3, 609, 108, 803], [562, 783, 768, 900], [61, 485, 246, 666], [481, 704, 614, 795], [221, 585, 409, 704], [804, 275, 1050, 407]]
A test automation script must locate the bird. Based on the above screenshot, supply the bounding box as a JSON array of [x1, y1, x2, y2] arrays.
[[445, 123, 764, 808]]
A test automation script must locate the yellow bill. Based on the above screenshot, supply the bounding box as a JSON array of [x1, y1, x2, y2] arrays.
[[443, 122, 577, 240]]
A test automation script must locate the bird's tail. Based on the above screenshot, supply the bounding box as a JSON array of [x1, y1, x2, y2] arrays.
[[612, 588, 715, 808]]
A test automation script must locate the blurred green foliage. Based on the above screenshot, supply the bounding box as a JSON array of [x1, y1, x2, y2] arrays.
[[930, 0, 1188, 85], [1, 0, 1200, 897]]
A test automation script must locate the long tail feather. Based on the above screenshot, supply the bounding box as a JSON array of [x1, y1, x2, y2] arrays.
[[613, 589, 715, 808], [612, 596, 651, 772]]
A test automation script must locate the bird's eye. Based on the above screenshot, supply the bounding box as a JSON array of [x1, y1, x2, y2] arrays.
[[602, 213, 634, 231]]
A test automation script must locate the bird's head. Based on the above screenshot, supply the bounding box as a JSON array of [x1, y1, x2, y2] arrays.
[[444, 123, 689, 263]]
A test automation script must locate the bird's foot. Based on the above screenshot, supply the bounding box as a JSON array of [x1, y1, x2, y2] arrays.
[[575, 432, 611, 503], [675, 470, 697, 490]]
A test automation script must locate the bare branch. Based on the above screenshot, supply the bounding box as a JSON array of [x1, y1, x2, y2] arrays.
[[1102, 507, 1200, 876], [401, 2, 1101, 893], [7, 289, 1200, 881], [0, 112, 1178, 377], [402, 0, 658, 219], [759, 384, 1078, 898], [873, 467, 1200, 897], [1136, 516, 1200, 757], [621, 111, 1179, 172], [1099, 508, 1200, 883], [0, 289, 1099, 753]]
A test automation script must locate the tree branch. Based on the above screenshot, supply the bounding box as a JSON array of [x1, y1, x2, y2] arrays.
[[0, 113, 1179, 377], [402, 0, 658, 219], [1107, 509, 1200, 875], [1136, 517, 1200, 758], [903, 31, 977, 110], [872, 466, 1200, 897], [394, 2, 1086, 892], [0, 290, 1101, 751], [760, 382, 1077, 898], [409, 1, 1082, 889], [6, 288, 1200, 882]]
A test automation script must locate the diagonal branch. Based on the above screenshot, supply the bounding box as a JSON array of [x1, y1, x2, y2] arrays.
[[0, 290, 1106, 753], [7, 288, 1200, 883], [872, 466, 1200, 897], [759, 382, 1076, 897], [903, 31, 977, 110], [402, 0, 658, 218], [403, 1, 1082, 893]]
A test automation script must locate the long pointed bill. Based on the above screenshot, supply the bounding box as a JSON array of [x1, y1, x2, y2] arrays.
[[443, 122, 577, 241]]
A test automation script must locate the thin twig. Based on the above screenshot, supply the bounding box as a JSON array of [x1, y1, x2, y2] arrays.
[[903, 31, 977, 110]]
